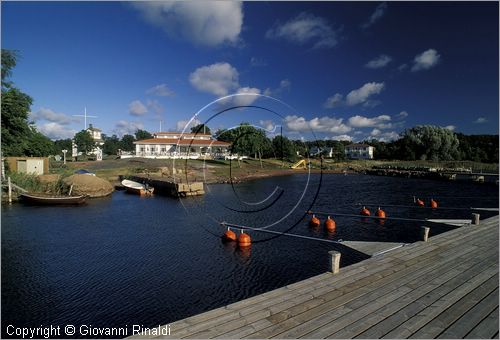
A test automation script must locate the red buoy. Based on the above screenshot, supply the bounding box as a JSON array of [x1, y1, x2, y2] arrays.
[[417, 199, 425, 207], [238, 232, 252, 247], [222, 229, 237, 242], [309, 214, 321, 227], [430, 199, 438, 209], [376, 207, 386, 219], [324, 216, 336, 231], [360, 206, 371, 216]]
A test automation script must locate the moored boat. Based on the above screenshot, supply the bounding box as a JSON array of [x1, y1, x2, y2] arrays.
[[121, 179, 154, 196], [19, 193, 88, 205]]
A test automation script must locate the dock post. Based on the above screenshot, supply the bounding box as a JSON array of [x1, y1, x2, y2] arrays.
[[8, 176, 12, 203], [471, 213, 480, 225], [328, 251, 341, 274], [421, 226, 430, 242]]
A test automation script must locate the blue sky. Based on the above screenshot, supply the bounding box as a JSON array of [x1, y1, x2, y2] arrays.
[[2, 1, 498, 142]]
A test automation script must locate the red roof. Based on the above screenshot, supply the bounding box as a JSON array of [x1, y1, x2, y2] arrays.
[[134, 138, 230, 146]]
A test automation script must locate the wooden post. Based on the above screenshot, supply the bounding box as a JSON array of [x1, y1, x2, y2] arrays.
[[471, 213, 480, 225], [328, 251, 341, 274], [68, 184, 74, 196], [421, 226, 430, 242], [8, 176, 12, 203]]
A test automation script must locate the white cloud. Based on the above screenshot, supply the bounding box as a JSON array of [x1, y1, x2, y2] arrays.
[[265, 12, 339, 49], [398, 63, 408, 71], [370, 128, 381, 136], [189, 62, 239, 96], [284, 115, 351, 134], [348, 114, 392, 129], [411, 49, 441, 72], [29, 108, 76, 125], [233, 87, 261, 106], [176, 118, 202, 132], [146, 99, 164, 114], [474, 117, 487, 124], [345, 82, 385, 106], [324, 93, 344, 108], [444, 125, 456, 131], [371, 130, 400, 142], [37, 122, 76, 140], [331, 134, 353, 141], [113, 120, 144, 137], [396, 111, 409, 119], [259, 120, 275, 131], [365, 54, 392, 69], [146, 84, 174, 97], [129, 100, 148, 116], [131, 1, 243, 47], [361, 2, 387, 29], [264, 79, 291, 97]]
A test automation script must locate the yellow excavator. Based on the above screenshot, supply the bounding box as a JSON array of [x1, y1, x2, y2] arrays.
[[291, 159, 307, 169]]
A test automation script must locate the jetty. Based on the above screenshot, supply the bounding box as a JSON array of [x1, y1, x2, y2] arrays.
[[128, 175, 204, 197], [130, 215, 498, 339]]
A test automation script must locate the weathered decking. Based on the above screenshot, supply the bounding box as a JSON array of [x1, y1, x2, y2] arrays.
[[132, 215, 499, 339]]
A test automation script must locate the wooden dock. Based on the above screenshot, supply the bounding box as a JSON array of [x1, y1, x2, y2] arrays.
[[130, 215, 498, 339]]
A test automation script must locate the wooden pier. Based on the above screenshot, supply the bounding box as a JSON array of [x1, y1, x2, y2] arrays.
[[129, 176, 204, 197], [130, 215, 498, 339]]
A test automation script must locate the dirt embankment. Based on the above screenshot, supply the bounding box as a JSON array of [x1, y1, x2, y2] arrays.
[[63, 174, 113, 197]]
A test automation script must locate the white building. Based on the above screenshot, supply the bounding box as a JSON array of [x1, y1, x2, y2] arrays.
[[345, 144, 375, 159], [132, 132, 231, 159], [72, 124, 104, 161]]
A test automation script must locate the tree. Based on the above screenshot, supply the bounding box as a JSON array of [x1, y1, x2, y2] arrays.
[[54, 139, 73, 155], [74, 130, 96, 155], [272, 135, 296, 161], [135, 129, 152, 140], [191, 123, 211, 134], [1, 49, 54, 157], [120, 134, 135, 152], [103, 134, 121, 155], [398, 125, 460, 161]]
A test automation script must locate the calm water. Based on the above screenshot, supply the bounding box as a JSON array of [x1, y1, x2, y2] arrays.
[[2, 174, 498, 338]]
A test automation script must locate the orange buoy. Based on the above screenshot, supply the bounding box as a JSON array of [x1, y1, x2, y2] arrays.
[[360, 206, 371, 216], [222, 228, 237, 242], [430, 199, 438, 209], [324, 216, 336, 231], [309, 214, 321, 227], [238, 231, 252, 247], [376, 207, 386, 219], [416, 198, 424, 207]]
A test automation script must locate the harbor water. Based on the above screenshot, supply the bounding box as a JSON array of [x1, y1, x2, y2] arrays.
[[2, 174, 498, 338]]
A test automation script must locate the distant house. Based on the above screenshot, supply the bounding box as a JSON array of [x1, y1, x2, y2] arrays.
[[132, 132, 231, 159], [72, 124, 104, 161], [345, 144, 375, 159]]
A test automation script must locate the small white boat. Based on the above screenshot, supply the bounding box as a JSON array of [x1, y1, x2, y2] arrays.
[[121, 179, 154, 196]]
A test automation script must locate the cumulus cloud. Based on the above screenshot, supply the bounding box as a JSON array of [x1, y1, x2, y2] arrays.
[[37, 122, 77, 140], [176, 118, 202, 132], [250, 57, 267, 67], [348, 114, 392, 129], [263, 79, 291, 97], [361, 2, 387, 29], [189, 62, 239, 97], [265, 12, 339, 49], [474, 117, 487, 124], [146, 84, 174, 97], [113, 120, 145, 137], [345, 82, 385, 106], [146, 99, 164, 114], [284, 115, 351, 134], [129, 100, 148, 116], [444, 125, 456, 131], [331, 134, 353, 142], [259, 120, 275, 131], [233, 87, 261, 106], [131, 1, 243, 47], [29, 108, 77, 125], [324, 82, 384, 108], [398, 63, 408, 71], [396, 111, 409, 119], [365, 54, 392, 69], [371, 130, 400, 142], [411, 49, 441, 72]]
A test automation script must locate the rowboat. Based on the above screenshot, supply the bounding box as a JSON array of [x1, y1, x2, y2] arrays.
[[19, 192, 88, 205], [121, 179, 154, 196]]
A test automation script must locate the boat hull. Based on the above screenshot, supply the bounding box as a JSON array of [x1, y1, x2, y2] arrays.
[[19, 193, 88, 205], [121, 179, 154, 196]]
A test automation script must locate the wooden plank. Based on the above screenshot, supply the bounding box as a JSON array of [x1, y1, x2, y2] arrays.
[[437, 288, 499, 338], [465, 307, 499, 339]]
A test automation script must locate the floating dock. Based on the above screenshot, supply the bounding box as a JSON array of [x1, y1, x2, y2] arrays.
[[129, 215, 498, 339], [129, 176, 204, 197]]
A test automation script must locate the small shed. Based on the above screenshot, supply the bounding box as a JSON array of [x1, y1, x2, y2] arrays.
[[5, 157, 49, 175]]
